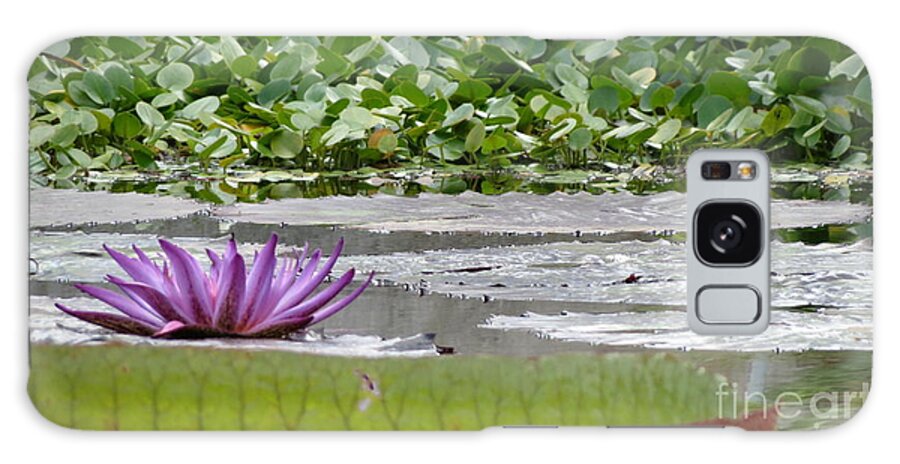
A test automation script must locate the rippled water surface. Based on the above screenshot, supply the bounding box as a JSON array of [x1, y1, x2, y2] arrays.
[[29, 187, 873, 429]]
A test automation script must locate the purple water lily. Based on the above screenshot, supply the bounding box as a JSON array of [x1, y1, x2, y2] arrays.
[[55, 234, 374, 339]]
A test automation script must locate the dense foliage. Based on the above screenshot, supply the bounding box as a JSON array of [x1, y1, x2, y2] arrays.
[[28, 36, 872, 183]]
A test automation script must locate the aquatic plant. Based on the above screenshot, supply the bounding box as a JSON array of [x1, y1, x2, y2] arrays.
[[29, 36, 871, 182], [55, 234, 373, 338]]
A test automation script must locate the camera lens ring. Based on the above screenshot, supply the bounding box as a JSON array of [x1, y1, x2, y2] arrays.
[[710, 217, 744, 252], [693, 201, 763, 266]]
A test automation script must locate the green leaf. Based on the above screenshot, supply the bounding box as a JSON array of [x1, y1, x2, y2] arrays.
[[696, 95, 733, 129], [83, 72, 116, 105], [360, 88, 391, 108], [55, 164, 77, 179], [151, 92, 179, 108], [482, 44, 533, 73], [112, 113, 142, 139], [672, 83, 704, 117], [347, 39, 378, 63], [443, 103, 475, 127], [66, 148, 92, 168], [789, 95, 827, 118], [270, 130, 304, 159], [648, 85, 675, 110], [823, 185, 851, 202], [181, 96, 220, 119], [840, 151, 869, 169], [50, 124, 79, 147], [66, 80, 96, 107], [339, 106, 378, 131], [230, 55, 259, 78], [588, 87, 620, 114], [59, 110, 98, 135], [321, 122, 350, 146], [393, 81, 429, 107], [315, 46, 351, 77], [825, 106, 853, 134], [611, 67, 640, 94], [724, 106, 754, 133], [648, 119, 681, 144], [257, 79, 291, 107], [482, 133, 508, 153], [831, 54, 865, 79], [549, 118, 576, 142], [270, 54, 303, 82], [787, 46, 831, 77], [197, 135, 228, 160], [630, 67, 656, 87], [104, 65, 133, 93], [707, 71, 750, 106], [156, 62, 194, 92], [383, 37, 430, 68], [465, 120, 486, 153], [831, 135, 851, 159], [602, 121, 651, 140], [125, 140, 157, 169], [106, 37, 144, 58], [29, 125, 55, 148], [454, 79, 492, 102], [555, 63, 588, 88], [705, 108, 734, 132], [761, 104, 793, 136], [375, 132, 398, 154], [135, 101, 165, 127], [567, 127, 592, 150], [582, 40, 617, 62], [802, 119, 827, 139]]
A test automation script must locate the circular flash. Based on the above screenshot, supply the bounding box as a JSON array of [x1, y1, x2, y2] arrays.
[[737, 162, 756, 180]]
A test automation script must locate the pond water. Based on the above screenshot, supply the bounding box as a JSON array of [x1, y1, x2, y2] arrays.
[[44, 164, 874, 206], [28, 185, 873, 429]]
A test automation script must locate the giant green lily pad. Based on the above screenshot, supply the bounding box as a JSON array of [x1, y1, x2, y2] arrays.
[[29, 343, 728, 430]]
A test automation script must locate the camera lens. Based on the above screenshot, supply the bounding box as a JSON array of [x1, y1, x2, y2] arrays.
[[701, 162, 732, 180], [694, 202, 762, 266], [710, 218, 743, 251]]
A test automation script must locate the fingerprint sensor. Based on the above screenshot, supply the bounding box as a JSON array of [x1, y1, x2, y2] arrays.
[[696, 286, 761, 324]]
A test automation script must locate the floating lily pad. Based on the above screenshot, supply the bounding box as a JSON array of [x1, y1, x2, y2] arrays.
[[30, 188, 206, 228], [214, 191, 871, 233], [30, 229, 871, 311], [482, 308, 872, 352]]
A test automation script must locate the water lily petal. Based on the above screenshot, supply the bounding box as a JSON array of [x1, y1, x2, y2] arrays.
[[272, 249, 322, 314], [73, 283, 164, 328], [104, 244, 161, 286], [106, 275, 186, 323], [56, 236, 370, 339], [152, 320, 235, 339], [296, 243, 309, 267], [55, 303, 157, 336], [213, 250, 246, 331], [207, 248, 222, 284], [245, 258, 293, 328], [273, 238, 344, 315], [238, 234, 279, 328], [244, 316, 314, 338], [274, 268, 356, 321], [310, 271, 375, 324], [154, 320, 185, 337], [160, 239, 214, 325]]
